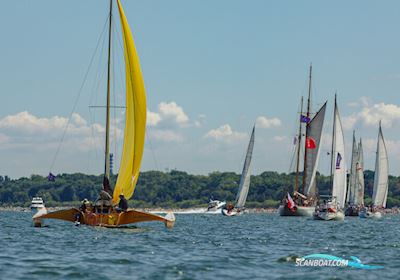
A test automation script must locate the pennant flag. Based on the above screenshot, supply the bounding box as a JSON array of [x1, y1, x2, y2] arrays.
[[47, 172, 56, 182], [287, 192, 296, 212], [305, 137, 316, 149], [300, 115, 311, 123], [335, 152, 342, 169]]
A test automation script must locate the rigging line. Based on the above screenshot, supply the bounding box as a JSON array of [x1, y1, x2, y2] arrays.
[[89, 16, 109, 107], [111, 18, 119, 175], [49, 15, 111, 173], [146, 134, 160, 171]]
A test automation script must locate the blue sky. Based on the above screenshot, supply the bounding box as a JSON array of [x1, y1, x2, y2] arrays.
[[1, 0, 400, 178]]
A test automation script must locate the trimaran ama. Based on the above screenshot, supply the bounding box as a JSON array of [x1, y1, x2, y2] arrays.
[[222, 125, 255, 216], [279, 65, 327, 217], [313, 94, 346, 221], [34, 0, 175, 228], [360, 122, 388, 219]]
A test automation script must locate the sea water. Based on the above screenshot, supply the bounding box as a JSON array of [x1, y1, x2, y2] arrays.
[[0, 211, 398, 279]]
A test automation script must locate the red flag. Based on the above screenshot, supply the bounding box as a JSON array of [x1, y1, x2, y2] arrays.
[[306, 137, 316, 149], [287, 193, 296, 212]]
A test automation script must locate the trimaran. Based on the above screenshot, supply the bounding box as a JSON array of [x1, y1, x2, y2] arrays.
[[279, 65, 327, 216], [33, 0, 175, 228]]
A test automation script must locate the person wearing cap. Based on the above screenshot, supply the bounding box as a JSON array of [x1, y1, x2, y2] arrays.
[[75, 198, 90, 224]]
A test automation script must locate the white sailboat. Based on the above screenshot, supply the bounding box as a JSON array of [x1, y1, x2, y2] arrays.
[[314, 95, 345, 221], [222, 126, 255, 216], [345, 133, 365, 216], [360, 122, 388, 219], [279, 65, 327, 217]]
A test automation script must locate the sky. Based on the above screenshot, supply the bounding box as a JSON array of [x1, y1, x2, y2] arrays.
[[1, 0, 400, 178]]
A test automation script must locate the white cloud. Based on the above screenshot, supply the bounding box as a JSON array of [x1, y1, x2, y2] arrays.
[[204, 124, 247, 142], [0, 111, 111, 150], [149, 129, 183, 142], [256, 116, 281, 128], [273, 136, 287, 142], [158, 102, 189, 125], [147, 110, 162, 127], [147, 101, 194, 128], [343, 102, 400, 130]]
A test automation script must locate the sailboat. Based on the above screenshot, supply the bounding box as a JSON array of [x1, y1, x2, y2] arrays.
[[359, 122, 388, 219], [313, 95, 345, 221], [33, 0, 175, 228], [278, 65, 327, 217], [222, 125, 255, 216], [345, 133, 365, 216]]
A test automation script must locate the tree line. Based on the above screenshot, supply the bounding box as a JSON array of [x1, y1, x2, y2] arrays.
[[0, 170, 400, 208]]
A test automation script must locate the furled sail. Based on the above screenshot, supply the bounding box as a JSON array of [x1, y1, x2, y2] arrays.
[[304, 102, 327, 197], [346, 132, 358, 205], [331, 100, 347, 208], [235, 126, 255, 209], [372, 123, 389, 208], [113, 0, 147, 204], [356, 139, 365, 205]]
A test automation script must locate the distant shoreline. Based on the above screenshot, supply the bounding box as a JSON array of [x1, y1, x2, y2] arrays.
[[0, 206, 278, 214]]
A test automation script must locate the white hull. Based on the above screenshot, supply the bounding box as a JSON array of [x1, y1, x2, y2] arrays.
[[359, 211, 382, 219], [278, 205, 315, 217], [206, 201, 226, 214], [314, 210, 344, 221], [221, 208, 244, 217]]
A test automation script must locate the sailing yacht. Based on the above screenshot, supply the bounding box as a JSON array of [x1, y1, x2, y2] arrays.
[[33, 0, 175, 228], [360, 122, 388, 219], [313, 95, 345, 221], [278, 65, 327, 217], [345, 133, 365, 216], [222, 126, 255, 216]]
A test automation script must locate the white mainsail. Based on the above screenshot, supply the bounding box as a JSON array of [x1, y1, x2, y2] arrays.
[[235, 125, 255, 209], [331, 99, 347, 208], [356, 139, 365, 205], [304, 102, 327, 197], [346, 132, 358, 205], [372, 123, 389, 208]]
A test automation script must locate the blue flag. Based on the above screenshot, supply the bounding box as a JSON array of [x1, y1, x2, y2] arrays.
[[300, 115, 310, 123], [47, 172, 56, 182], [336, 153, 342, 169]]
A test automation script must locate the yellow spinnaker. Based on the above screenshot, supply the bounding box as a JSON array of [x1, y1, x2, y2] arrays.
[[113, 0, 147, 204]]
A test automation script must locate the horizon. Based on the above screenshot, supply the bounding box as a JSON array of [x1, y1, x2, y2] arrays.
[[1, 1, 400, 178]]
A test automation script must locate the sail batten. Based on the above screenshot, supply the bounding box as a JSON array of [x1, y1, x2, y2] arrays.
[[235, 126, 255, 209], [113, 0, 147, 204]]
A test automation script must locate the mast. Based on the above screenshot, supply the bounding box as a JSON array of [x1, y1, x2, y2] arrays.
[[329, 93, 337, 190], [104, 0, 113, 181], [302, 64, 312, 193], [294, 97, 304, 193]]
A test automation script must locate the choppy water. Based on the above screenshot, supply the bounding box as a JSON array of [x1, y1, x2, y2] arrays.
[[0, 211, 399, 279]]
